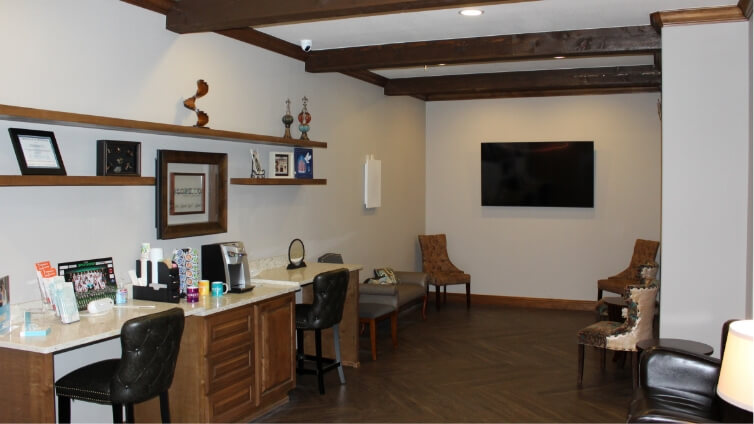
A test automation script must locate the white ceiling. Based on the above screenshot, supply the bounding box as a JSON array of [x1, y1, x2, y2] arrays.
[[257, 0, 736, 77]]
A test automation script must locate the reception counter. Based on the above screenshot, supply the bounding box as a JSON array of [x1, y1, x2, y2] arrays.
[[0, 263, 361, 423]]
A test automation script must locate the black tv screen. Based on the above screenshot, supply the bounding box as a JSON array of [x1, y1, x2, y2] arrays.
[[481, 141, 594, 207]]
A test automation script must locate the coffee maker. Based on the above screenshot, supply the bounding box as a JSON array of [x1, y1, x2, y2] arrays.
[[201, 241, 254, 293]]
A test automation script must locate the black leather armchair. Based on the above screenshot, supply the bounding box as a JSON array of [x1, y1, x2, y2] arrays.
[[627, 347, 722, 422]]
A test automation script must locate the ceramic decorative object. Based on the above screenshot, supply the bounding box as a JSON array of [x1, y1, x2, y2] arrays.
[[298, 96, 311, 141], [250, 148, 265, 178], [183, 79, 209, 127], [282, 98, 294, 138]]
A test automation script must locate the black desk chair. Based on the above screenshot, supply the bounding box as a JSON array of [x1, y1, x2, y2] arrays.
[[55, 308, 185, 423], [296, 268, 349, 394]]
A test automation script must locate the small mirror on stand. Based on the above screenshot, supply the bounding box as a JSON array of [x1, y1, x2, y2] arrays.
[[287, 238, 306, 270]]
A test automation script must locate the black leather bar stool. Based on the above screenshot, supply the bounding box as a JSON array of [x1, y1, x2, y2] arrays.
[[296, 268, 349, 394], [55, 308, 185, 423]]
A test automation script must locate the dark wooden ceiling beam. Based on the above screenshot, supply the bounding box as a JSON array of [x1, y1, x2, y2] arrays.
[[120, 0, 174, 14], [383, 65, 661, 97], [166, 0, 535, 34], [424, 86, 659, 101], [650, 5, 746, 31], [306, 26, 659, 73]]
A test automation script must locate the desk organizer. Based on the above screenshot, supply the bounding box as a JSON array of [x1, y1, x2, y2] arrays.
[[134, 260, 180, 303]]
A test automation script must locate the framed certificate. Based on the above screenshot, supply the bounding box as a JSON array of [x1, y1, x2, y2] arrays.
[[8, 128, 66, 175]]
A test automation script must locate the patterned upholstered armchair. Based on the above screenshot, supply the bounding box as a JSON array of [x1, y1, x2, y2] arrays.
[[578, 282, 658, 387], [418, 234, 471, 309], [597, 239, 659, 299]]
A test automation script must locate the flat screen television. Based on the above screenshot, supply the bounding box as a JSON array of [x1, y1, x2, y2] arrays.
[[481, 141, 594, 207]]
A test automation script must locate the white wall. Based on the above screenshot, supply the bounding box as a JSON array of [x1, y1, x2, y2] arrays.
[[660, 21, 752, 353], [0, 2, 425, 421], [425, 94, 662, 301]]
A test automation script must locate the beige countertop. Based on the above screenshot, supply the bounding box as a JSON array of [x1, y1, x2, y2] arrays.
[[0, 262, 361, 354]]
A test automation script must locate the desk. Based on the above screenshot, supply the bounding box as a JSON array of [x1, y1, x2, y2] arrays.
[[0, 263, 360, 423]]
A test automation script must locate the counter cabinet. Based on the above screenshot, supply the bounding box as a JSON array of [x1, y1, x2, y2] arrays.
[[136, 292, 295, 422]]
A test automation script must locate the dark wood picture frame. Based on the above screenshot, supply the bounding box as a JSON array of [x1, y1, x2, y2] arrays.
[[8, 128, 66, 175], [96, 140, 141, 176], [156, 150, 227, 240]]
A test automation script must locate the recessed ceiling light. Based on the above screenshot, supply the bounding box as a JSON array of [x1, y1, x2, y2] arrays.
[[459, 9, 483, 16], [553, 56, 566, 59]]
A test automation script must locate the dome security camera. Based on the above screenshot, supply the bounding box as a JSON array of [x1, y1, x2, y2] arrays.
[[300, 39, 312, 52]]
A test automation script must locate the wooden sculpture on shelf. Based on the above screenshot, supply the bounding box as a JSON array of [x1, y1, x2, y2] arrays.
[[183, 79, 209, 128]]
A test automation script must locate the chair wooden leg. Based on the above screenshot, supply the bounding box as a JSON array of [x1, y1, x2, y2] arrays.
[[443, 286, 447, 304], [600, 348, 606, 370], [58, 395, 72, 423], [577, 344, 584, 386], [597, 288, 603, 300], [160, 391, 171, 423], [465, 283, 471, 308], [369, 319, 377, 361], [421, 294, 427, 319], [435, 285, 441, 310], [390, 311, 398, 348], [631, 350, 639, 389]]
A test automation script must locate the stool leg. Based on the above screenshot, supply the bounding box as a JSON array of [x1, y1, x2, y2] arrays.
[[111, 404, 123, 423], [160, 391, 171, 423], [390, 311, 398, 348], [333, 323, 346, 384], [315, 329, 325, 394], [296, 328, 304, 370], [58, 395, 71, 423], [125, 403, 134, 423], [369, 318, 377, 361]]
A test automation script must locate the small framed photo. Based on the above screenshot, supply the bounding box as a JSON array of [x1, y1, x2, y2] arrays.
[[294, 147, 313, 179], [269, 152, 294, 178], [96, 140, 141, 176], [8, 128, 66, 175], [169, 172, 206, 215]]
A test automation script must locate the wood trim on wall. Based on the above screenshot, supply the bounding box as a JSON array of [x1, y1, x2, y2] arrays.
[[441, 293, 596, 312], [651, 5, 747, 32]]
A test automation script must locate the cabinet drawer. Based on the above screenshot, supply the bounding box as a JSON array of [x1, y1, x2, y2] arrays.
[[205, 305, 254, 355], [208, 376, 257, 423], [205, 342, 254, 394]]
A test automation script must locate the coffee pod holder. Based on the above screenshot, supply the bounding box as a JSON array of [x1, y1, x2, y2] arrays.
[[133, 260, 180, 303]]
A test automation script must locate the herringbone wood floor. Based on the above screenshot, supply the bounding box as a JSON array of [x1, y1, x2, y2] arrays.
[[258, 303, 634, 423]]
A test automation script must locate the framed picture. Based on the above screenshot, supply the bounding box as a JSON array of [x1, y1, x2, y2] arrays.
[[269, 151, 294, 178], [294, 147, 313, 179], [156, 150, 227, 239], [8, 128, 66, 175], [96, 140, 141, 176], [170, 172, 206, 215], [57, 257, 117, 311]]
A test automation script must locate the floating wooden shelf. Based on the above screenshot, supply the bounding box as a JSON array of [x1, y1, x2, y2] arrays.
[[0, 175, 155, 186], [230, 178, 327, 186], [0, 104, 327, 149]]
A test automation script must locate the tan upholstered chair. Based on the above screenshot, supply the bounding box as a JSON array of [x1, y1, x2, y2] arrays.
[[578, 283, 658, 388], [418, 234, 470, 309], [597, 239, 659, 300]]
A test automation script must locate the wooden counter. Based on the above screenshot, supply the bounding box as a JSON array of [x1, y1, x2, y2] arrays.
[[0, 283, 298, 423]]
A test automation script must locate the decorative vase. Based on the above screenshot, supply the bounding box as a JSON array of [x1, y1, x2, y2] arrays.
[[282, 99, 294, 139], [298, 96, 311, 141]]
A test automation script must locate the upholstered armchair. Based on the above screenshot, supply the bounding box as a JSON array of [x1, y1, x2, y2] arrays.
[[578, 283, 658, 387], [597, 239, 659, 299], [360, 270, 427, 319], [418, 234, 471, 309]]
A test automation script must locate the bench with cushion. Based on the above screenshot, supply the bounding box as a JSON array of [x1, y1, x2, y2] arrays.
[[359, 270, 427, 320]]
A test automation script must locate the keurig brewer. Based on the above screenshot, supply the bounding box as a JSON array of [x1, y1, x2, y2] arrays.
[[201, 242, 254, 293]]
